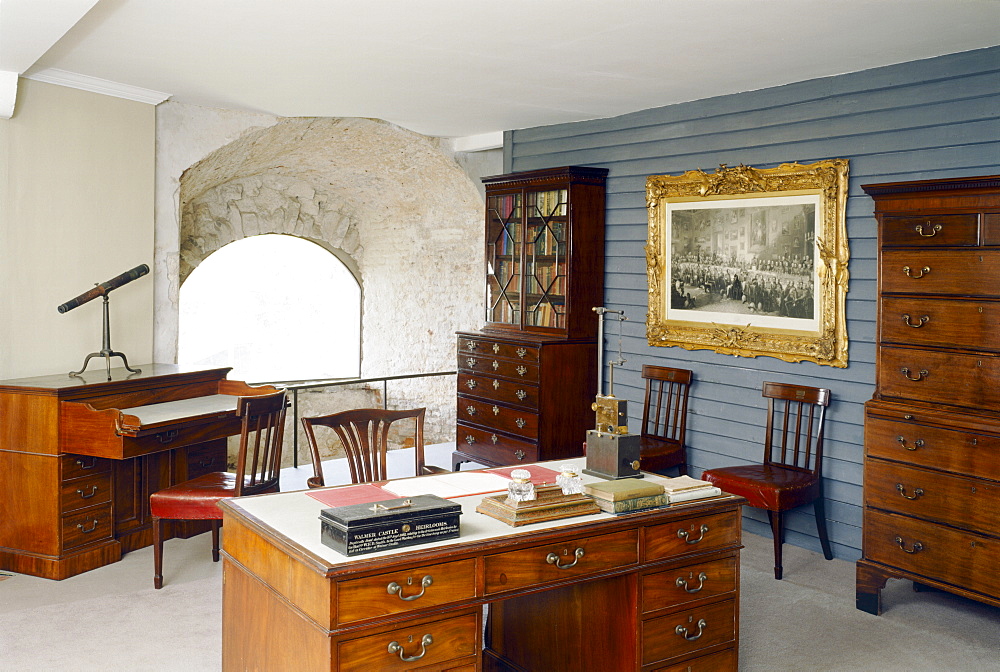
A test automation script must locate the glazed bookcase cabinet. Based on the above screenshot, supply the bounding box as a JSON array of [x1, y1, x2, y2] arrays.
[[454, 166, 608, 469], [857, 175, 1000, 615]]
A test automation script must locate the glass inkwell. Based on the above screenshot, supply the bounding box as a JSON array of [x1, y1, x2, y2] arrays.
[[556, 464, 584, 495], [506, 469, 536, 504]]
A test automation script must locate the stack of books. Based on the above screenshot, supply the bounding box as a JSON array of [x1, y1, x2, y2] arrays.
[[584, 478, 666, 514], [661, 475, 722, 503]]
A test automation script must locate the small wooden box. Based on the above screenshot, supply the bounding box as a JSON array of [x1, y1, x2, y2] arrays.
[[319, 494, 461, 556]]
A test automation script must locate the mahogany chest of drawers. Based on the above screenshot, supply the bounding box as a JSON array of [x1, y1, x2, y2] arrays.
[[857, 175, 1000, 614]]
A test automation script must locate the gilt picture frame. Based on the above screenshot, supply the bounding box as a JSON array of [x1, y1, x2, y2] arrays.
[[645, 160, 850, 367]]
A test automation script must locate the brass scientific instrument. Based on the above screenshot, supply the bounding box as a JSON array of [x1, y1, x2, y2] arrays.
[[584, 307, 642, 480]]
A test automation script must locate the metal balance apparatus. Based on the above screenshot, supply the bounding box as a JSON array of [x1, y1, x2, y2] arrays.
[[583, 307, 642, 480]]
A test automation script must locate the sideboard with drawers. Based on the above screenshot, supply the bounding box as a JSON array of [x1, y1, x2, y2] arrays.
[[857, 175, 1000, 614]]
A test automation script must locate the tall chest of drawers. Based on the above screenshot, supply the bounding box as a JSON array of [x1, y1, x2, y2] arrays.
[[857, 175, 1000, 614], [453, 166, 607, 469]]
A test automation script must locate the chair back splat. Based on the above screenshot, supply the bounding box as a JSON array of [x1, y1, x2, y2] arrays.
[[301, 407, 447, 486], [763, 382, 830, 475], [234, 392, 288, 496], [639, 365, 693, 475]]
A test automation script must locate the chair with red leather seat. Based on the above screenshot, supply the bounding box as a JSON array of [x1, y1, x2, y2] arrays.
[[702, 382, 833, 579], [150, 390, 286, 589], [639, 365, 693, 476], [301, 407, 447, 485]]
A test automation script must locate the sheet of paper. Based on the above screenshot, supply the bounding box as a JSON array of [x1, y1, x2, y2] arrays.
[[305, 483, 395, 507]]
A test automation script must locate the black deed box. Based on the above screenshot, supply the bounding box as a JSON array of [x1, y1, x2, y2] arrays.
[[319, 494, 462, 556]]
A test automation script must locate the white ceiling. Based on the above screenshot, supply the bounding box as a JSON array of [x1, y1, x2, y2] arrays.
[[2, 0, 999, 139]]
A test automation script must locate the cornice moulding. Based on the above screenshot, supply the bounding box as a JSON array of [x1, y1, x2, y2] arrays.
[[24, 68, 170, 105]]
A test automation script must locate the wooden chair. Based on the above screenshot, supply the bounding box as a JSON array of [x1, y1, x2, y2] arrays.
[[702, 382, 833, 579], [149, 390, 287, 589], [639, 365, 693, 476], [301, 407, 448, 485]]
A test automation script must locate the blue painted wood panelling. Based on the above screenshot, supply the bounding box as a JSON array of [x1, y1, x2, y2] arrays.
[[507, 46, 1000, 561]]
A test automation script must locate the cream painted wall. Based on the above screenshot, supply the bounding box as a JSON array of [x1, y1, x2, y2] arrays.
[[0, 80, 154, 380]]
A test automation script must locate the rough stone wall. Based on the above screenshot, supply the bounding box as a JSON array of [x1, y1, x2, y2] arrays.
[[177, 117, 485, 459]]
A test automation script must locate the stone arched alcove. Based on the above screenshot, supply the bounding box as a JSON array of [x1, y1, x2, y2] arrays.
[[176, 117, 484, 447]]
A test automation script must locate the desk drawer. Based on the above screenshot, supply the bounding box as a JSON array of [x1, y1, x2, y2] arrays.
[[60, 472, 112, 513], [458, 337, 539, 363], [881, 249, 1000, 297], [456, 424, 537, 465], [642, 598, 736, 667], [642, 556, 738, 613], [654, 647, 736, 672], [458, 371, 538, 409], [878, 346, 1000, 411], [337, 611, 479, 672], [458, 354, 539, 383], [881, 214, 979, 247], [185, 443, 226, 479], [865, 414, 1000, 481], [864, 509, 1000, 599], [865, 459, 1000, 536], [645, 511, 741, 562], [62, 505, 113, 550], [337, 558, 477, 625], [880, 296, 1000, 352], [61, 454, 112, 480], [458, 397, 538, 440], [484, 529, 638, 594]]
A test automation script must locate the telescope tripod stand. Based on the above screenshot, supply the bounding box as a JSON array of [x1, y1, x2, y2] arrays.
[[69, 294, 141, 381]]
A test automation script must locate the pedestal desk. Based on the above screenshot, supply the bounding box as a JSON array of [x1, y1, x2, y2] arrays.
[[219, 459, 743, 671]]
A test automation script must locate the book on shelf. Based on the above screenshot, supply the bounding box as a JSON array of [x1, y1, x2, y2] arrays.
[[593, 494, 667, 514], [584, 478, 664, 502]]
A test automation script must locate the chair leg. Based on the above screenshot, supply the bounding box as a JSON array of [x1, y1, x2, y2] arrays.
[[767, 509, 784, 580], [677, 460, 688, 477], [153, 516, 164, 589], [813, 497, 834, 560], [211, 520, 221, 562]]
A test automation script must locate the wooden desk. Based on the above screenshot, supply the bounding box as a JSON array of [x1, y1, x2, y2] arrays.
[[219, 461, 742, 671], [0, 364, 278, 579]]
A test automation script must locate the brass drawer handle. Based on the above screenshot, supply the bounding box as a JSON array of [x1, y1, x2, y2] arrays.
[[515, 418, 526, 428], [895, 536, 923, 554], [77, 519, 99, 534], [156, 429, 179, 444], [492, 405, 500, 415], [516, 347, 527, 358], [467, 340, 478, 351], [900, 367, 928, 382], [492, 379, 500, 390], [465, 435, 476, 445], [677, 524, 709, 544], [675, 618, 707, 641], [516, 366, 527, 376], [387, 575, 433, 601], [546, 547, 584, 569], [514, 449, 526, 460], [76, 486, 99, 499], [902, 265, 930, 279], [466, 357, 477, 368], [896, 484, 924, 500], [74, 457, 97, 470], [675, 572, 708, 594], [198, 457, 216, 468], [901, 314, 929, 328], [896, 436, 924, 451], [387, 634, 433, 662], [492, 360, 500, 370], [491, 434, 499, 444], [466, 406, 477, 416], [492, 343, 500, 354], [914, 223, 942, 237], [465, 379, 477, 390], [516, 389, 527, 400]]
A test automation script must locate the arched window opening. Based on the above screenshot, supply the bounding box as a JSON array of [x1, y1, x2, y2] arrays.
[[179, 234, 360, 383]]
